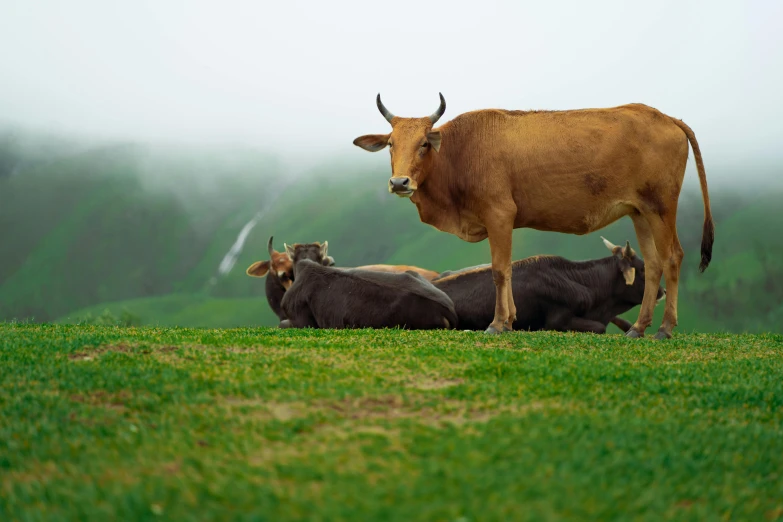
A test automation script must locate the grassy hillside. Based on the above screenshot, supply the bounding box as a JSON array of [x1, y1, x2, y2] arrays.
[[0, 143, 280, 322], [2, 323, 782, 520], [2, 132, 783, 332], [47, 166, 783, 333]]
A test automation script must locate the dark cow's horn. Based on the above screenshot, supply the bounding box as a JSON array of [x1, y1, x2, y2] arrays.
[[376, 94, 395, 123], [429, 93, 446, 124], [267, 236, 275, 258]]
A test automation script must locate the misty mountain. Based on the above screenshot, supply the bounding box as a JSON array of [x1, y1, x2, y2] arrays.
[[1, 130, 782, 333], [0, 140, 280, 321]]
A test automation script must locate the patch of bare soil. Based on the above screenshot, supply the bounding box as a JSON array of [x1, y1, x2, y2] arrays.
[[69, 389, 134, 411], [408, 378, 464, 390]]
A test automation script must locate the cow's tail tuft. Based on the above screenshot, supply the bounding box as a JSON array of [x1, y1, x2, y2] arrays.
[[671, 118, 714, 272]]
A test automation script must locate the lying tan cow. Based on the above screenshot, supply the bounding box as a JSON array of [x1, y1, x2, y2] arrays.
[[349, 264, 439, 281], [354, 94, 714, 339]]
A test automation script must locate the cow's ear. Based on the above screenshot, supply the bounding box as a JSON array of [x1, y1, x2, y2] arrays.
[[246, 260, 270, 278], [320, 241, 328, 258], [620, 262, 636, 285], [427, 130, 442, 152], [353, 134, 390, 152]]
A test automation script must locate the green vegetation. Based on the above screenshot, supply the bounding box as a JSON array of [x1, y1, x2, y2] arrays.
[[1, 323, 782, 520], [1, 131, 782, 332]]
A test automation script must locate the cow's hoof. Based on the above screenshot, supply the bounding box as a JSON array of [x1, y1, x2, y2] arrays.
[[484, 324, 504, 335], [278, 319, 292, 329], [625, 328, 643, 339], [653, 329, 672, 340]]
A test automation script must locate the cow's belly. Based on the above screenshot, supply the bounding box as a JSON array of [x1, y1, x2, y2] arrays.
[[519, 198, 636, 235]]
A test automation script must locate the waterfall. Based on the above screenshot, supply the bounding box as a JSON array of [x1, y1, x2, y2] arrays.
[[213, 188, 287, 281]]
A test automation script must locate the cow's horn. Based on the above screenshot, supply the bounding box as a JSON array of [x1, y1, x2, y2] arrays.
[[429, 93, 446, 124], [267, 236, 275, 257], [623, 240, 634, 258], [376, 94, 395, 123], [601, 236, 617, 252]]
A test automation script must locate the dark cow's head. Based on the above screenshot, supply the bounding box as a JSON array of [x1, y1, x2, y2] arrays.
[[601, 236, 666, 305], [353, 93, 446, 197], [246, 237, 333, 290], [286, 241, 334, 279]]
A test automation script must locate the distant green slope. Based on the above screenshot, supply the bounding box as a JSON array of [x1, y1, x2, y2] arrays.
[[0, 143, 279, 322], [2, 136, 782, 333], [207, 162, 779, 333], [57, 294, 275, 329]]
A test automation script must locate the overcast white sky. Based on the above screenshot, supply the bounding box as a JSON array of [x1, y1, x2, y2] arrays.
[[1, 0, 781, 172]]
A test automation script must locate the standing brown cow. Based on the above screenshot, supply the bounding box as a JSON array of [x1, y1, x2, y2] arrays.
[[353, 94, 714, 339]]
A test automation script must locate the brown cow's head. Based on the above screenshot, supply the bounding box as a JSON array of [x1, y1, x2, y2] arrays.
[[246, 237, 333, 290], [601, 236, 666, 305], [246, 236, 297, 289], [353, 93, 446, 197]]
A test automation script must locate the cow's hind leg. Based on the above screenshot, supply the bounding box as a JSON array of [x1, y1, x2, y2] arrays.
[[653, 226, 684, 340], [628, 213, 664, 338], [485, 216, 514, 334]]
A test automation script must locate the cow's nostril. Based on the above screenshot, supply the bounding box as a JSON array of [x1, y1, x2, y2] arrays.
[[401, 178, 409, 186]]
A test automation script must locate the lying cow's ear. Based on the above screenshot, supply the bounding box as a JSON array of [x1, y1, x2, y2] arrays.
[[427, 130, 442, 152], [284, 243, 295, 260], [320, 241, 329, 258], [620, 263, 636, 285], [353, 134, 390, 152], [246, 260, 270, 278]]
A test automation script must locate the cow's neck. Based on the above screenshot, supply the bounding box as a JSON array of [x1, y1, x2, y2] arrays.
[[563, 257, 633, 316], [562, 258, 620, 297], [409, 151, 480, 241]]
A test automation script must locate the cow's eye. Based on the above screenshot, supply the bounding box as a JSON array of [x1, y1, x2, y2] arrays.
[[421, 142, 429, 148], [388, 142, 393, 149]]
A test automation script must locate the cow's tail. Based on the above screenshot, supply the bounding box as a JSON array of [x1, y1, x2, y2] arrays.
[[671, 118, 714, 272], [443, 307, 459, 330]]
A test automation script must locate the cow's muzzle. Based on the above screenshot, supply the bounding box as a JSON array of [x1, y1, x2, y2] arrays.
[[389, 177, 414, 196]]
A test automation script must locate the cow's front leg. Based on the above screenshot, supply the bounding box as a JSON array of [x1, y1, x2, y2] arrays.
[[564, 317, 607, 334], [485, 217, 515, 334]]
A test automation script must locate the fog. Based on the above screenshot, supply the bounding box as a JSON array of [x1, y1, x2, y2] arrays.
[[1, 0, 782, 176]]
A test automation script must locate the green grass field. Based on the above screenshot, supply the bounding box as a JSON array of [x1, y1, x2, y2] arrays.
[[2, 323, 782, 521]]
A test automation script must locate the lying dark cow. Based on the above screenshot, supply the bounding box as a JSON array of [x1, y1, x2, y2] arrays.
[[432, 237, 665, 333], [248, 238, 440, 326], [245, 237, 333, 322], [280, 259, 458, 330]]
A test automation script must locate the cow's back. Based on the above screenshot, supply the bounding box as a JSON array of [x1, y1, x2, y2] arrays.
[[437, 104, 690, 234], [434, 257, 579, 331]]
